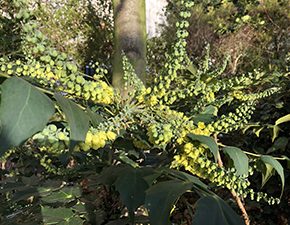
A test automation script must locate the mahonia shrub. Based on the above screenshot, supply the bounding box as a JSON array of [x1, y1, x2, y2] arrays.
[[0, 0, 288, 224]]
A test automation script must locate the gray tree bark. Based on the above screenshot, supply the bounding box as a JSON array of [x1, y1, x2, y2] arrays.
[[112, 0, 146, 94]]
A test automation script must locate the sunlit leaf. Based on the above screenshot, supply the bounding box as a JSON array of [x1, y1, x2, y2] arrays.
[[272, 125, 280, 142], [41, 206, 74, 224], [0, 77, 54, 154], [223, 146, 248, 176], [275, 114, 290, 125], [188, 134, 218, 162], [260, 155, 284, 198], [55, 93, 89, 147], [253, 127, 264, 137], [261, 163, 275, 188]]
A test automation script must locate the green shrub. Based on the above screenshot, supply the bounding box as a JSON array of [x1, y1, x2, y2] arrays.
[[0, 0, 288, 224]]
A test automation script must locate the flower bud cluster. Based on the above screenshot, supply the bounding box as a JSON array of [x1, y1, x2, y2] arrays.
[[211, 102, 256, 133], [32, 124, 69, 154], [79, 129, 117, 151], [33, 124, 117, 152], [0, 58, 114, 105], [231, 87, 280, 101], [152, 0, 194, 104], [172, 142, 280, 204]]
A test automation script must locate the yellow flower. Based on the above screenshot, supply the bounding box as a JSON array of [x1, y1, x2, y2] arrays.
[[106, 131, 117, 141], [85, 132, 93, 145], [148, 95, 158, 106], [98, 131, 107, 141], [91, 131, 107, 150], [57, 132, 67, 141], [80, 143, 91, 151], [184, 143, 193, 153], [197, 122, 206, 129]]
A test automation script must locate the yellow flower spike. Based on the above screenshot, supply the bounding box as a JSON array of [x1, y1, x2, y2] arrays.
[[185, 165, 192, 171], [47, 72, 55, 79], [184, 143, 193, 153], [92, 135, 100, 146], [180, 156, 189, 167], [197, 122, 206, 129], [146, 87, 152, 94], [148, 95, 158, 106], [99, 139, 106, 148], [177, 137, 184, 144], [80, 143, 91, 151], [106, 131, 117, 141], [173, 155, 181, 161], [98, 131, 107, 141], [85, 132, 93, 145], [210, 91, 215, 100]]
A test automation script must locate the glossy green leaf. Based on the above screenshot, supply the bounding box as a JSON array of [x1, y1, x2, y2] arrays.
[[260, 155, 284, 197], [192, 196, 245, 225], [193, 114, 215, 124], [87, 107, 105, 127], [58, 216, 84, 225], [114, 169, 149, 215], [145, 180, 193, 225], [267, 137, 288, 153], [97, 165, 131, 185], [55, 93, 89, 146], [253, 127, 264, 137], [41, 186, 81, 204], [188, 134, 218, 162], [272, 125, 280, 142], [202, 105, 218, 116], [275, 114, 290, 125], [261, 163, 275, 188], [242, 124, 260, 134], [187, 63, 198, 75], [41, 206, 74, 224], [165, 169, 208, 190], [223, 146, 249, 176], [11, 187, 39, 202], [0, 77, 54, 154], [118, 153, 139, 168]]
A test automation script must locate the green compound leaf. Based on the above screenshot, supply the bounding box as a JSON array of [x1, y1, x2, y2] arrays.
[[55, 93, 89, 147], [145, 180, 193, 225], [0, 77, 54, 154], [223, 146, 249, 176], [192, 196, 245, 225], [188, 134, 218, 162], [260, 155, 284, 198], [114, 169, 149, 216]]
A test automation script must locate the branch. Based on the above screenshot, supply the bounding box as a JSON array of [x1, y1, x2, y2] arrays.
[[215, 134, 250, 225]]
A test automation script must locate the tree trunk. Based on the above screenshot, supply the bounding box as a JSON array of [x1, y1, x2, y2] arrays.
[[112, 0, 146, 94]]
